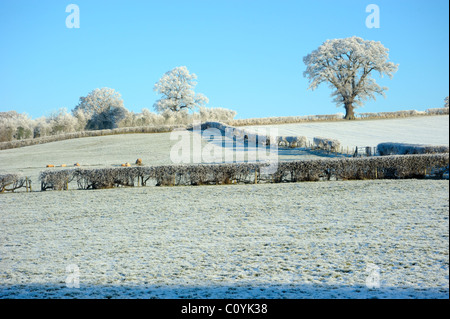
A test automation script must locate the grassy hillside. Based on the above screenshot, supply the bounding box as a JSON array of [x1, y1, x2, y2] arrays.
[[245, 115, 449, 151], [0, 115, 448, 188]]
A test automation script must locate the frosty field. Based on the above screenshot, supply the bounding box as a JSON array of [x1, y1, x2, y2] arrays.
[[1, 116, 448, 187], [245, 115, 449, 151], [0, 180, 448, 299], [0, 115, 449, 299]]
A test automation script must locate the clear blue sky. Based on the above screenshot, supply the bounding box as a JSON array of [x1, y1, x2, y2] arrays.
[[0, 0, 448, 119]]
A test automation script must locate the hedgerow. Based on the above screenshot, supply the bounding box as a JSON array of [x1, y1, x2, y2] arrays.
[[377, 143, 449, 156], [37, 153, 449, 191]]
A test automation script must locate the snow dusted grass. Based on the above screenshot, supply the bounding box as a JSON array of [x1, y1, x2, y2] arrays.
[[2, 116, 447, 187], [0, 116, 448, 299], [0, 132, 211, 187], [0, 180, 448, 299], [0, 130, 324, 188], [245, 115, 449, 151]]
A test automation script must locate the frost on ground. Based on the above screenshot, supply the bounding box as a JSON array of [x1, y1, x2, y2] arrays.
[[0, 180, 448, 299], [1, 116, 448, 187], [0, 130, 326, 190], [0, 132, 211, 186], [245, 115, 449, 151]]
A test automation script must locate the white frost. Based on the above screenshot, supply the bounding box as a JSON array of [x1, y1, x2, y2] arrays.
[[0, 180, 448, 299]]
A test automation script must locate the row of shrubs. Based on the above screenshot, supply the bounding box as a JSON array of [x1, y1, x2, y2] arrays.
[[229, 108, 449, 127], [377, 143, 450, 156], [39, 163, 264, 190], [0, 124, 186, 151], [230, 113, 345, 126], [37, 154, 449, 191], [2, 108, 447, 151], [357, 108, 449, 119], [271, 154, 448, 182]]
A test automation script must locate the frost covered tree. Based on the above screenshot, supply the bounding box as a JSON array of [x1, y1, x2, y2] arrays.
[[303, 36, 398, 120], [153, 66, 209, 113], [48, 108, 78, 135], [0, 111, 34, 141], [73, 88, 128, 130], [445, 96, 449, 108]]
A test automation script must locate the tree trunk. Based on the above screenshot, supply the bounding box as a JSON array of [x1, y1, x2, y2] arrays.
[[344, 102, 356, 120]]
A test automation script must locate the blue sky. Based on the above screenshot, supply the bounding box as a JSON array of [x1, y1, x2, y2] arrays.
[[0, 0, 448, 119]]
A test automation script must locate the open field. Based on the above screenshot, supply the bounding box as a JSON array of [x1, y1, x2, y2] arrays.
[[0, 115, 448, 299], [0, 131, 325, 188], [0, 131, 208, 187], [0, 180, 448, 299], [245, 115, 449, 151], [1, 116, 448, 188]]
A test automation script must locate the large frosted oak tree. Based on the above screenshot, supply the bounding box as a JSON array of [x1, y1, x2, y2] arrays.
[[303, 36, 398, 120]]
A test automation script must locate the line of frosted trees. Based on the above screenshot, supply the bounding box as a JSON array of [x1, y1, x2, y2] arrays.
[[0, 66, 236, 143]]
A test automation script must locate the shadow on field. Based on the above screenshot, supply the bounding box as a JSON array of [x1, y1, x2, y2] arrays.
[[0, 283, 448, 299], [277, 148, 349, 159]]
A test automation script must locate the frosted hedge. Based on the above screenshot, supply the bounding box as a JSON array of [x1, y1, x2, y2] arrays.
[[313, 137, 341, 152], [377, 143, 449, 156], [2, 108, 447, 151], [229, 108, 449, 127], [40, 163, 263, 190], [0, 173, 31, 193], [38, 154, 449, 191]]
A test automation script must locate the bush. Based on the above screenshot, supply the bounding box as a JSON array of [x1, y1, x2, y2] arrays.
[[0, 173, 30, 193], [313, 137, 341, 152], [230, 113, 344, 127], [271, 154, 449, 182], [0, 106, 237, 150], [377, 143, 449, 156], [37, 153, 449, 191], [425, 108, 449, 115], [39, 169, 75, 191]]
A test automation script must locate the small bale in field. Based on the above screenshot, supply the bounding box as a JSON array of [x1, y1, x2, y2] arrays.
[[74, 163, 80, 166], [121, 163, 131, 167], [136, 158, 143, 165], [61, 164, 67, 167], [46, 164, 55, 168]]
